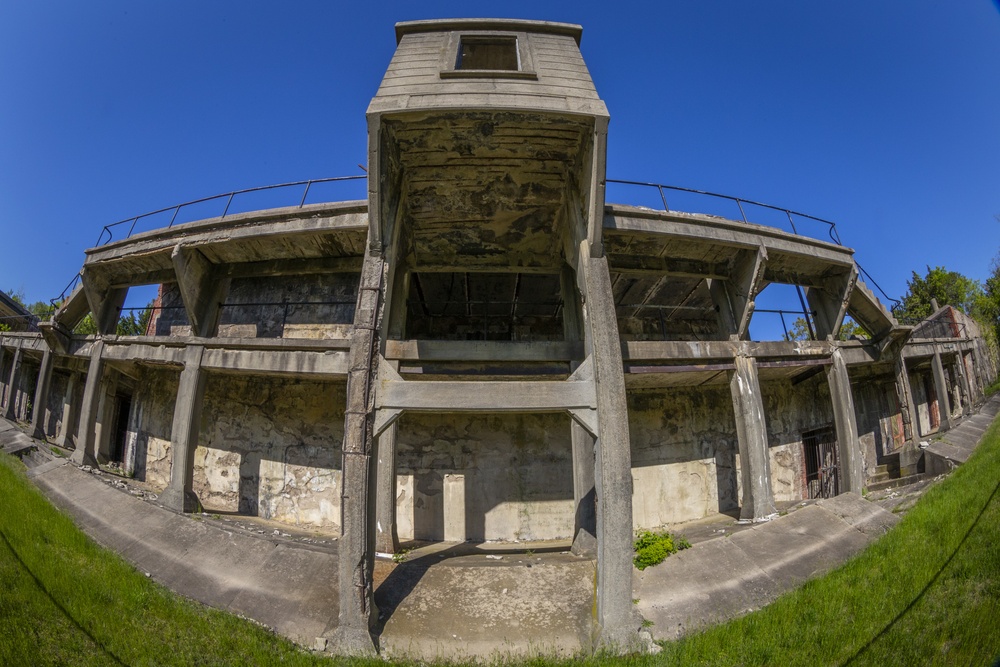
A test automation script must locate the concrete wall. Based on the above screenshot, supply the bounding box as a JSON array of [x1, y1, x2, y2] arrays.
[[195, 374, 345, 529], [129, 368, 346, 529], [627, 376, 834, 529], [627, 387, 740, 528], [395, 412, 574, 542], [761, 378, 834, 502], [153, 274, 358, 339]]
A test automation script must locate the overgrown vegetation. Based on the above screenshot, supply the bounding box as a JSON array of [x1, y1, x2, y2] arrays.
[[633, 530, 691, 570]]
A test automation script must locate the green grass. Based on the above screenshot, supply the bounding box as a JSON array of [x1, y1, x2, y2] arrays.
[[4, 413, 1000, 666], [0, 454, 344, 666]]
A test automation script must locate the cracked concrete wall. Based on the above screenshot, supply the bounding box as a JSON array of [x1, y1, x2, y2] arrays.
[[395, 413, 574, 542], [761, 377, 833, 503], [627, 387, 740, 527], [131, 367, 178, 488], [130, 368, 345, 530], [195, 375, 345, 529]]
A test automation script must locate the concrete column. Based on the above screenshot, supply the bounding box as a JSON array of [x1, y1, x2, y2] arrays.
[[826, 348, 865, 493], [581, 253, 637, 650], [56, 372, 81, 448], [930, 349, 952, 432], [570, 420, 597, 556], [331, 250, 383, 655], [893, 356, 917, 446], [30, 348, 55, 439], [160, 345, 206, 513], [3, 344, 23, 420], [374, 421, 399, 555], [70, 341, 105, 467], [729, 354, 776, 521]]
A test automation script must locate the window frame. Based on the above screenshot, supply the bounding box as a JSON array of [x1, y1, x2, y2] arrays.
[[439, 31, 538, 80]]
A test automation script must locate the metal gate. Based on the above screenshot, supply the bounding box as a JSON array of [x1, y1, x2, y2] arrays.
[[803, 427, 839, 499]]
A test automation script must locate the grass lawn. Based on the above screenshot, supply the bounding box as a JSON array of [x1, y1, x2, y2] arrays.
[[2, 411, 1000, 666]]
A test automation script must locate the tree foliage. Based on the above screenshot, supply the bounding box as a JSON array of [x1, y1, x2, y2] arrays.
[[786, 316, 867, 341], [896, 266, 985, 322]]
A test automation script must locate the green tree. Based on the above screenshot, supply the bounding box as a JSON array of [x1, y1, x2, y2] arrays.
[[896, 266, 984, 322]]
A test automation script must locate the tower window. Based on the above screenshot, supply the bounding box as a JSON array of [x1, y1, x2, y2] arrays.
[[457, 36, 519, 71]]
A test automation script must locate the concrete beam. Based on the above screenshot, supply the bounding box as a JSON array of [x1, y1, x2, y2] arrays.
[[729, 354, 777, 521], [586, 117, 609, 258], [52, 283, 92, 332], [826, 348, 865, 493], [80, 267, 128, 336], [383, 340, 583, 363], [159, 345, 206, 513], [171, 244, 229, 338], [710, 246, 767, 341], [806, 266, 857, 340], [70, 340, 105, 467]]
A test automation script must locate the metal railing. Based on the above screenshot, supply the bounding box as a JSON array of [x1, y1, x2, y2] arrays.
[[606, 179, 843, 245], [94, 175, 367, 248]]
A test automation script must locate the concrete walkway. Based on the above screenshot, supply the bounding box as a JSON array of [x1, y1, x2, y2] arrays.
[[3, 395, 996, 659], [924, 394, 1000, 469]]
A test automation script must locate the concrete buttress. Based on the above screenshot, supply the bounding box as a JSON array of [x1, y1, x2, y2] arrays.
[[30, 347, 55, 439], [827, 348, 865, 493], [70, 340, 105, 467]]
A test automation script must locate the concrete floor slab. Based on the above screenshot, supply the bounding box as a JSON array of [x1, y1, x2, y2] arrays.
[[376, 549, 595, 660]]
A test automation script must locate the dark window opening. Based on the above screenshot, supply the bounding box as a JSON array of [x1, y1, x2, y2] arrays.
[[405, 272, 564, 341], [457, 36, 519, 71]]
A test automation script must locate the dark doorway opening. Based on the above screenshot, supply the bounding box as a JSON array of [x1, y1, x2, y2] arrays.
[[110, 394, 132, 463], [803, 426, 839, 499]]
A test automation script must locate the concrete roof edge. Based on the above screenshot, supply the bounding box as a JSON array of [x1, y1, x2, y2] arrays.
[[395, 19, 583, 45]]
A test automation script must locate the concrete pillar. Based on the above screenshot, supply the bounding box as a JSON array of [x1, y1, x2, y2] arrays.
[[931, 349, 952, 432], [570, 420, 597, 556], [826, 348, 865, 493], [159, 345, 206, 513], [952, 354, 973, 416], [30, 348, 55, 439], [0, 342, 6, 409], [3, 344, 23, 420], [56, 372, 81, 448], [95, 372, 119, 460], [893, 356, 917, 446], [581, 253, 637, 650], [331, 250, 383, 655], [374, 421, 399, 555], [729, 354, 776, 521], [70, 341, 105, 467]]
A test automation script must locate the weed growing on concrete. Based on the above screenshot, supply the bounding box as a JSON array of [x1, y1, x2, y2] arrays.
[[391, 548, 412, 564], [633, 529, 691, 570], [49, 447, 63, 457]]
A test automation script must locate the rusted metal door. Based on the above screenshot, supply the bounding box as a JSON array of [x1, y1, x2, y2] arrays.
[[803, 427, 839, 499]]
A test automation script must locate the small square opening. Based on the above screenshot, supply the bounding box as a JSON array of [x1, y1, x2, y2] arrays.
[[457, 36, 519, 71]]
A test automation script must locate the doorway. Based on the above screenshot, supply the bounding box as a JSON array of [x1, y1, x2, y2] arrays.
[[803, 427, 839, 499]]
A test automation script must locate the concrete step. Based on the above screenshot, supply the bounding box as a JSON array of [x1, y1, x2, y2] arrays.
[[867, 473, 924, 493]]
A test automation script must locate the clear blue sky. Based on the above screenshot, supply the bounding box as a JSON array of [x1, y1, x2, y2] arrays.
[[2, 1, 998, 326]]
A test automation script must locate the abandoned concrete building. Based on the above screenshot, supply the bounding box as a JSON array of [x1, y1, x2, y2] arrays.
[[1, 18, 996, 651]]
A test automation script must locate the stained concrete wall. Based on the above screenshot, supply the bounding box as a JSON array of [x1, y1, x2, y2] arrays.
[[627, 387, 740, 527], [394, 412, 574, 542], [129, 367, 346, 530], [850, 374, 902, 474], [761, 377, 833, 502], [627, 376, 834, 528]]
